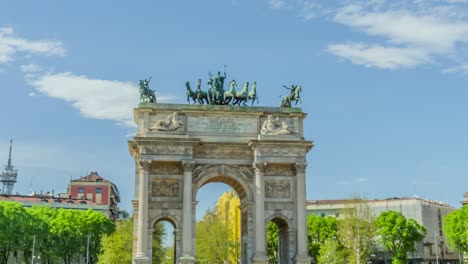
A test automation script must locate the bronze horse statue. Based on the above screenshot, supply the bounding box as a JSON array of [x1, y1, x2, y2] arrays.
[[185, 81, 198, 104], [247, 82, 258, 106], [233, 81, 249, 106], [195, 79, 209, 104], [280, 85, 302, 107]]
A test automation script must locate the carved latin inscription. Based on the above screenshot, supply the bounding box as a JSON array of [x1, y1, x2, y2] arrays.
[[187, 116, 257, 134], [265, 180, 290, 198], [152, 179, 179, 197]]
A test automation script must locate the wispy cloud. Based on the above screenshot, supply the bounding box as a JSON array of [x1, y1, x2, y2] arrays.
[[0, 27, 66, 64], [27, 72, 173, 127], [441, 63, 468, 74], [20, 63, 41, 73], [269, 0, 286, 9], [328, 43, 430, 69], [327, 1, 468, 70], [337, 177, 369, 185]]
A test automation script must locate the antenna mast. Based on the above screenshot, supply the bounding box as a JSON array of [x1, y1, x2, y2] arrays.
[[0, 140, 18, 195]]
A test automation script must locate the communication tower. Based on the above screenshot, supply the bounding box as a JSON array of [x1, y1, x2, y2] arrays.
[[0, 140, 18, 195]]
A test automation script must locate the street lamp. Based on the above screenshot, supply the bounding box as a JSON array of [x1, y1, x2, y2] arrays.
[[434, 231, 439, 264]]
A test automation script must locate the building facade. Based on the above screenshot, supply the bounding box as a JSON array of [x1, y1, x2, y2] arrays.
[[307, 198, 459, 264], [68, 171, 120, 220]]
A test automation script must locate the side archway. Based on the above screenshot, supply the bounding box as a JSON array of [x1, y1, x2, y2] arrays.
[[266, 214, 293, 264]]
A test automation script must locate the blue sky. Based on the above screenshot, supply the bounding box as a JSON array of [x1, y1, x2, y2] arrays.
[[1, 0, 467, 217]]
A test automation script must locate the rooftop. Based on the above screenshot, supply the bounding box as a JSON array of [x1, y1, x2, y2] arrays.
[[307, 197, 454, 208]]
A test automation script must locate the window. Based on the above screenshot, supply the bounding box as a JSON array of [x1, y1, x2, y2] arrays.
[[96, 188, 102, 194], [78, 187, 84, 193], [96, 179, 103, 182]]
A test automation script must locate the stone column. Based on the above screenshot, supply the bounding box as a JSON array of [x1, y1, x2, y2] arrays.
[[294, 162, 312, 264], [147, 228, 154, 261], [252, 162, 268, 264], [179, 161, 195, 264], [133, 161, 150, 264]]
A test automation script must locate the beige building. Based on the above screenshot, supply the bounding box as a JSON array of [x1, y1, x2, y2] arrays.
[[307, 197, 459, 264]]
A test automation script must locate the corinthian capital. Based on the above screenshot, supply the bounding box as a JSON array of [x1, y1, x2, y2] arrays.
[[138, 160, 152, 172], [294, 162, 307, 174], [182, 161, 196, 172], [252, 162, 267, 175]]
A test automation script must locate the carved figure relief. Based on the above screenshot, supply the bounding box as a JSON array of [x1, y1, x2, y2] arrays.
[[260, 115, 294, 135], [265, 180, 290, 198], [255, 147, 306, 157], [150, 163, 182, 175], [150, 112, 184, 132], [142, 143, 192, 156], [192, 164, 254, 180], [265, 164, 294, 176], [152, 179, 179, 197], [193, 145, 253, 160]]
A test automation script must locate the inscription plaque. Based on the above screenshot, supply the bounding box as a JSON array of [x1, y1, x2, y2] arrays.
[[187, 116, 257, 134]]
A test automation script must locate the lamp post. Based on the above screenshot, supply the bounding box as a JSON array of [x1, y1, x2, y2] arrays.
[[434, 231, 439, 264], [86, 234, 90, 264], [31, 235, 35, 264]]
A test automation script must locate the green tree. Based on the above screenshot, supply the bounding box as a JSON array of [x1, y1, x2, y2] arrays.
[[337, 200, 375, 264], [266, 222, 279, 263], [317, 239, 347, 264], [443, 205, 468, 253], [0, 201, 30, 264], [98, 219, 133, 264], [27, 205, 59, 264], [152, 222, 165, 263], [80, 209, 115, 264], [196, 209, 229, 263], [375, 211, 426, 264], [307, 214, 338, 262], [49, 209, 84, 264]]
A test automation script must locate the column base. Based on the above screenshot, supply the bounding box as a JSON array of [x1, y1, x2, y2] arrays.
[[133, 255, 150, 264], [252, 254, 269, 264], [178, 255, 195, 264], [294, 254, 312, 264]]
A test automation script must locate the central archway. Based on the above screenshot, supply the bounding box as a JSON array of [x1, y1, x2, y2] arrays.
[[193, 170, 255, 264]]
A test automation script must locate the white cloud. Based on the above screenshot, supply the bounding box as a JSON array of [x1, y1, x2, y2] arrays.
[[28, 72, 172, 127], [0, 27, 66, 64], [355, 177, 368, 183], [20, 63, 41, 73], [328, 1, 468, 70], [269, 0, 285, 9], [441, 63, 468, 74], [328, 43, 430, 69], [337, 177, 369, 185], [28, 92, 36, 97], [300, 1, 318, 21]]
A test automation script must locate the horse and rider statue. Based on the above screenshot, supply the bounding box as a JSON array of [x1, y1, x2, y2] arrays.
[[280, 84, 302, 107], [138, 77, 157, 103]]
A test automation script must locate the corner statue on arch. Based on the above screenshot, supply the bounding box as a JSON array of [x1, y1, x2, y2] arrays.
[[130, 69, 312, 264]]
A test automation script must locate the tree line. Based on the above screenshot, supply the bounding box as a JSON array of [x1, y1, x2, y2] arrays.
[[0, 201, 114, 264]]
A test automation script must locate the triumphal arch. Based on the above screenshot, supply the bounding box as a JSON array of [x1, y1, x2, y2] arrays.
[[129, 103, 313, 264]]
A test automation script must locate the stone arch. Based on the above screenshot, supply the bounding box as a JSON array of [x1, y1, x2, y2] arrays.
[[192, 164, 254, 202], [148, 215, 181, 263], [266, 214, 293, 264], [149, 214, 180, 230]]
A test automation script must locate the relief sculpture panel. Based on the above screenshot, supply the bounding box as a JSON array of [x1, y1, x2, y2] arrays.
[[265, 180, 290, 198], [152, 179, 179, 197]]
